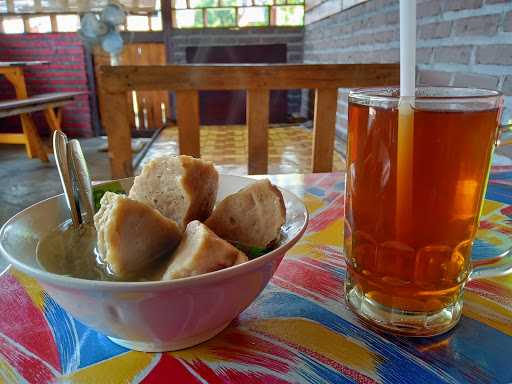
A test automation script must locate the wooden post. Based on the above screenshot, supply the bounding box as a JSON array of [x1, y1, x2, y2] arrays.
[[176, 90, 200, 157], [23, 16, 30, 33], [6, 0, 14, 13], [101, 92, 133, 178], [50, 15, 58, 32], [312, 88, 338, 173], [83, 44, 103, 136], [247, 89, 269, 175], [161, 0, 177, 121]]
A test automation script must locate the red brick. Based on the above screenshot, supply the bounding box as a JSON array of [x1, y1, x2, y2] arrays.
[[417, 0, 443, 18], [434, 45, 472, 64], [453, 14, 499, 37], [452, 73, 499, 89], [418, 70, 453, 86], [476, 45, 512, 65], [505, 11, 512, 32], [444, 0, 483, 11], [0, 34, 92, 137], [502, 76, 512, 95], [419, 21, 452, 39]]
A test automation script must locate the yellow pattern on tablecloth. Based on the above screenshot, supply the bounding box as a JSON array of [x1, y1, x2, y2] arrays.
[[246, 318, 380, 380]]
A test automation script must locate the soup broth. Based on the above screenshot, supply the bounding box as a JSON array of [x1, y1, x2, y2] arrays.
[[36, 223, 167, 281], [36, 222, 279, 281]]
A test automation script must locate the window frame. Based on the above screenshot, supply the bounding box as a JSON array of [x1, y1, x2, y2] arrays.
[[0, 11, 164, 34], [170, 0, 304, 29]]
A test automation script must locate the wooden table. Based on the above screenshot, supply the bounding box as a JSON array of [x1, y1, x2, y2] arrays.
[[1, 170, 511, 383], [0, 61, 49, 159]]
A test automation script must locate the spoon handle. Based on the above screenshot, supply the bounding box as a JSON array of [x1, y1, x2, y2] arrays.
[[68, 139, 95, 224], [53, 131, 81, 227]]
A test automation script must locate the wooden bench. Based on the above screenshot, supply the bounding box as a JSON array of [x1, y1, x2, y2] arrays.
[[99, 64, 400, 179], [0, 91, 85, 162]]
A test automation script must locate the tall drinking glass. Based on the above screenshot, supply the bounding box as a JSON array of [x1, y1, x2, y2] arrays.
[[344, 87, 512, 336]]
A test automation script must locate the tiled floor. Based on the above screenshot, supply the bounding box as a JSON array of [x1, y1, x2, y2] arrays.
[[139, 125, 346, 175]]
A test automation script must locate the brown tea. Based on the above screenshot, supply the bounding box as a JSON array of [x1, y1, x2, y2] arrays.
[[344, 103, 499, 312]]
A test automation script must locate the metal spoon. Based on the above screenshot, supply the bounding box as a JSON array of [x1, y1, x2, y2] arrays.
[[68, 139, 95, 225], [53, 131, 81, 227], [53, 132, 95, 227]]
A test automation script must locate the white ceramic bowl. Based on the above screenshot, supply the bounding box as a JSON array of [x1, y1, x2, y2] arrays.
[[0, 175, 308, 352]]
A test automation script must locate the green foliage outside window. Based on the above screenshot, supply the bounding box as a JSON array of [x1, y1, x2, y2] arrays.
[[207, 8, 236, 26], [275, 5, 304, 26], [190, 0, 218, 8]]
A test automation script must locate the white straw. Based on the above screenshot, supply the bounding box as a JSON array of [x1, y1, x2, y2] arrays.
[[400, 0, 416, 98], [396, 0, 416, 240]]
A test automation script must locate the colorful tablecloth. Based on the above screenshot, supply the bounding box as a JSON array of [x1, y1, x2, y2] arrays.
[[1, 171, 511, 383]]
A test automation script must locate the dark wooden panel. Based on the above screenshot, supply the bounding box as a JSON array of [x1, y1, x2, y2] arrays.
[[185, 44, 287, 125]]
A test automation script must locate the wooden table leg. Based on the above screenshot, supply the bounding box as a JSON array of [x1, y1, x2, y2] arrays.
[[1, 67, 47, 161], [43, 107, 62, 134], [20, 114, 48, 162]]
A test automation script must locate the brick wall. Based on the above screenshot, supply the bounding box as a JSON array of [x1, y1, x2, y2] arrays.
[[168, 27, 304, 114], [0, 33, 92, 137], [304, 0, 512, 141]]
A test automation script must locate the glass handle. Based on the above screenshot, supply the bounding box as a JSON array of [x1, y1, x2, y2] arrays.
[[471, 122, 512, 279], [470, 132, 512, 280], [497, 123, 512, 147], [471, 247, 512, 280]]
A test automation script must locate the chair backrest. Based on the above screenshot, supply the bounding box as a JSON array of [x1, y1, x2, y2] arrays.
[[100, 64, 399, 178]]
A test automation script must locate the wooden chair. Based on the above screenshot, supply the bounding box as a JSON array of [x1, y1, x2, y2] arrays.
[[100, 64, 400, 179], [0, 91, 85, 161]]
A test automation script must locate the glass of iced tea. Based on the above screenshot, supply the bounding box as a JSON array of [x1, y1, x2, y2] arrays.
[[344, 86, 512, 336]]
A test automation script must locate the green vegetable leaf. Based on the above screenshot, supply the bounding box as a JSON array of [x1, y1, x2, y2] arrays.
[[92, 182, 126, 211], [248, 246, 268, 258], [231, 241, 271, 259]]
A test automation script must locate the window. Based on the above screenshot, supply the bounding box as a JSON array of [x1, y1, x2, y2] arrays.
[[274, 5, 303, 26], [238, 7, 268, 27], [56, 14, 80, 32], [28, 15, 52, 33], [125, 0, 163, 32], [171, 0, 304, 28], [207, 8, 236, 27], [127, 15, 150, 31], [150, 12, 163, 31], [2, 17, 24, 34], [172, 9, 204, 28]]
